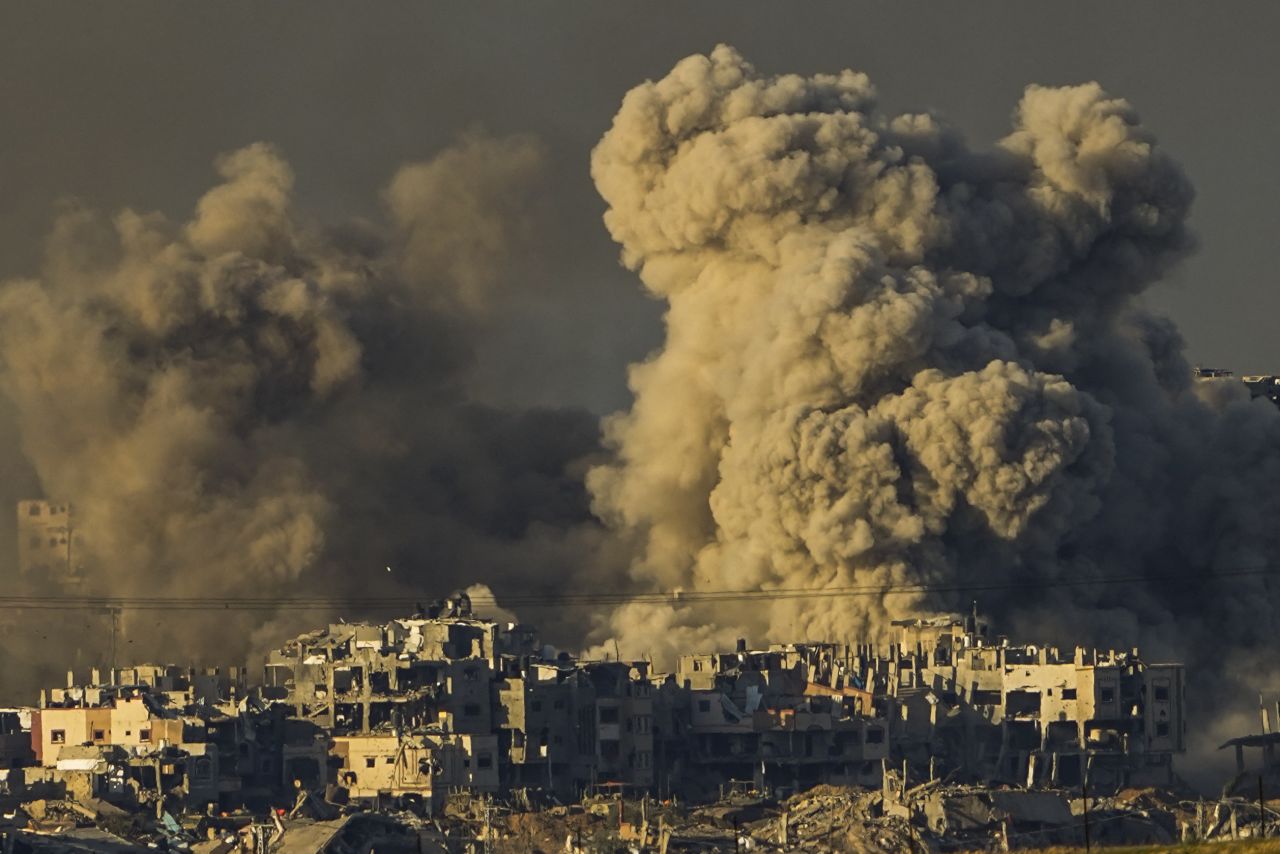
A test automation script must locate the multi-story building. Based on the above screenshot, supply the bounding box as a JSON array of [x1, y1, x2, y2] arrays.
[[495, 659, 578, 797], [576, 661, 655, 791], [262, 592, 534, 735], [0, 598, 1188, 815], [16, 500, 85, 588], [675, 641, 889, 799], [884, 614, 1184, 790]]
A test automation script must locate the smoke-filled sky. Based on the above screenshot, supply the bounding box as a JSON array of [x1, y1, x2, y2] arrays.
[[5, 3, 1280, 406], [4, 2, 1280, 787]]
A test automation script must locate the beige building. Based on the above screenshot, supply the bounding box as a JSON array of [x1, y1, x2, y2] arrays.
[[886, 615, 1184, 790], [330, 731, 499, 809], [674, 643, 889, 797], [330, 734, 436, 803], [34, 689, 207, 767], [16, 500, 85, 587]]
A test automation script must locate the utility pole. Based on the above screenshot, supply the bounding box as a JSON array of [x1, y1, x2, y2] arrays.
[[109, 607, 120, 675], [1261, 775, 1267, 839], [1082, 778, 1091, 853]]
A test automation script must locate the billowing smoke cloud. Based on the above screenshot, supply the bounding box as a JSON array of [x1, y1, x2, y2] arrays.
[[586, 46, 1280, 783], [0, 133, 610, 695], [4, 43, 1277, 790]]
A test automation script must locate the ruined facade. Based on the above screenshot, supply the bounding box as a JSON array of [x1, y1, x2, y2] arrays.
[[885, 615, 1184, 791], [1220, 695, 1280, 798], [670, 642, 889, 800], [0, 598, 1188, 820]]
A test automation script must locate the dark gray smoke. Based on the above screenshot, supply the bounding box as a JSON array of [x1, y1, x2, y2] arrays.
[[0, 134, 610, 695], [584, 46, 1280, 786]]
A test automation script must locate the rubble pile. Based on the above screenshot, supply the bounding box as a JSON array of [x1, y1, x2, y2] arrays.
[[6, 779, 1280, 852], [754, 784, 922, 853]]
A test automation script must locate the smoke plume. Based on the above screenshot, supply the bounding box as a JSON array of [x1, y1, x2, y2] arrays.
[[586, 46, 1280, 782], [4, 42, 1278, 789], [0, 133, 608, 694]]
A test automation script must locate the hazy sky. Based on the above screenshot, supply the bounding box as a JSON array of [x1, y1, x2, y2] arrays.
[[3, 3, 1279, 412]]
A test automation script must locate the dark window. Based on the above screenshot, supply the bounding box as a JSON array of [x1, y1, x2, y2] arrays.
[[464, 703, 481, 716], [365, 757, 376, 768], [599, 707, 619, 724], [92, 730, 105, 741], [1154, 685, 1170, 702], [972, 690, 1002, 706], [1156, 722, 1170, 737], [50, 729, 65, 744], [477, 754, 492, 769], [1062, 688, 1077, 700], [1005, 691, 1042, 716], [139, 729, 151, 742], [698, 700, 711, 713], [464, 667, 479, 682], [866, 727, 884, 744], [385, 756, 395, 765], [28, 505, 40, 516], [1100, 687, 1115, 703]]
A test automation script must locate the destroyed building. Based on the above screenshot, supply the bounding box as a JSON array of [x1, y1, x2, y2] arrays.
[[1194, 366, 1280, 408], [1220, 694, 1280, 798], [22, 665, 255, 814], [0, 597, 1191, 833], [671, 641, 889, 799], [883, 613, 1184, 791], [1243, 374, 1280, 406], [248, 600, 1188, 807]]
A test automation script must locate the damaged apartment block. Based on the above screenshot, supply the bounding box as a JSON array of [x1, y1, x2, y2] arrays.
[[886, 611, 1184, 791], [0, 596, 1187, 827]]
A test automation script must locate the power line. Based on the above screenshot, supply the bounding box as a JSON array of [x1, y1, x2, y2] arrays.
[[0, 565, 1272, 611]]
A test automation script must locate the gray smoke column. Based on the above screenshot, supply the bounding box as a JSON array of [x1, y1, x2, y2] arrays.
[[0, 133, 606, 692], [587, 45, 1280, 782]]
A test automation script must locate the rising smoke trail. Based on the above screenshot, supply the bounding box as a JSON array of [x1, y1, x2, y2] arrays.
[[584, 47, 1280, 782]]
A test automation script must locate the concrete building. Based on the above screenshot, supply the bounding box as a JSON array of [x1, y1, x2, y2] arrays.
[[16, 500, 85, 588], [0, 709, 33, 770], [576, 661, 655, 791], [330, 733, 436, 803], [494, 659, 579, 797], [0, 597, 1190, 817], [674, 641, 889, 799], [883, 614, 1184, 791], [1220, 695, 1280, 797], [262, 593, 534, 734]]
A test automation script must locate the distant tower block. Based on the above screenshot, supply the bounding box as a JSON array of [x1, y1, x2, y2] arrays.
[[16, 500, 86, 589]]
